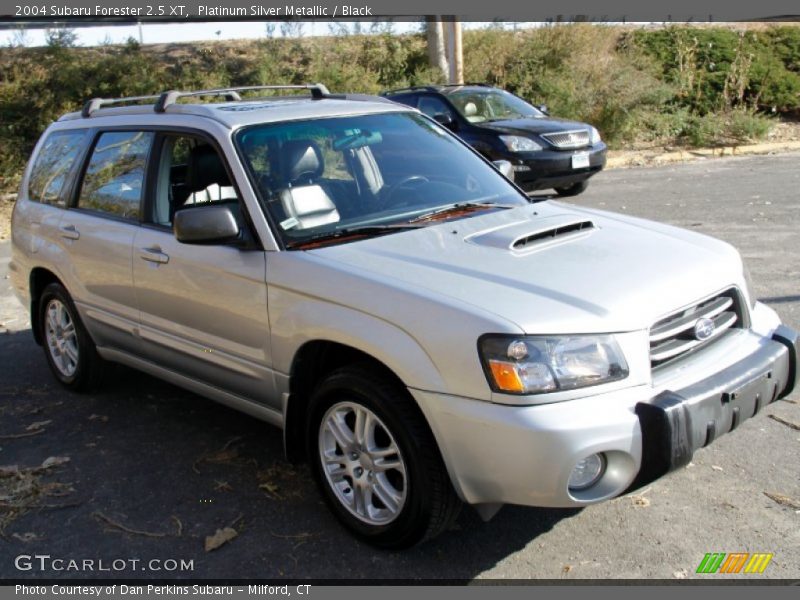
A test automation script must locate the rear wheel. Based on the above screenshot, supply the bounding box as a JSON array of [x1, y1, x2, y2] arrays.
[[554, 180, 589, 197], [308, 365, 461, 548], [39, 283, 105, 391]]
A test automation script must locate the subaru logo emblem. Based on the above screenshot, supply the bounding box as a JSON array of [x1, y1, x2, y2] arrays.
[[694, 318, 716, 341]]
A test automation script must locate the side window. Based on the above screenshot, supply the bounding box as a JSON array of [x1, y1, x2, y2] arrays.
[[27, 130, 88, 206], [417, 95, 453, 119], [78, 131, 153, 220], [152, 135, 238, 227]]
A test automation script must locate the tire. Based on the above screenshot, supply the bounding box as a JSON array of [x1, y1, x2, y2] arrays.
[[554, 180, 589, 197], [39, 282, 106, 391], [307, 365, 461, 548]]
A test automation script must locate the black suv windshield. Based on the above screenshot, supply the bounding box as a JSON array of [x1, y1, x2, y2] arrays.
[[235, 111, 528, 248], [448, 89, 543, 122]]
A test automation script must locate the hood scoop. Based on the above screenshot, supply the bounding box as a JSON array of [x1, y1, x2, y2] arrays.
[[465, 216, 596, 254]]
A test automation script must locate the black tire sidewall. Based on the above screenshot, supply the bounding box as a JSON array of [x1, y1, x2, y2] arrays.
[[307, 368, 437, 548], [39, 283, 96, 389], [555, 180, 589, 197]]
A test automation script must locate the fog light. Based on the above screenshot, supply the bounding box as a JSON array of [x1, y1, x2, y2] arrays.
[[568, 453, 605, 490]]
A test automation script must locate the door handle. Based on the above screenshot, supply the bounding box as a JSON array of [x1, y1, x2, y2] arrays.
[[59, 224, 80, 240], [139, 247, 169, 264]]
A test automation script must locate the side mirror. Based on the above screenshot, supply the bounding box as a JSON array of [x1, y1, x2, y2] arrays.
[[492, 160, 514, 181], [174, 204, 241, 245], [433, 112, 457, 131], [537, 104, 549, 115]]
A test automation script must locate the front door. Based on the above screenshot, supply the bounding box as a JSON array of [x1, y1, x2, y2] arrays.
[[132, 133, 274, 406]]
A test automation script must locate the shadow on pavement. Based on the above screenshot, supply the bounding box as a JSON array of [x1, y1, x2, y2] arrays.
[[1, 328, 578, 580]]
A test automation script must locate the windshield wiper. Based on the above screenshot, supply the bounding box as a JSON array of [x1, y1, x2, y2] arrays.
[[286, 223, 426, 249], [408, 202, 511, 223]]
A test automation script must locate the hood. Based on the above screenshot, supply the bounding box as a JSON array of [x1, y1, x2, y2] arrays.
[[308, 202, 744, 334], [478, 116, 591, 137]]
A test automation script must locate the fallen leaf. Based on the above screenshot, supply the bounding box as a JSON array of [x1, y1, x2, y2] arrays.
[[214, 480, 233, 492], [12, 532, 39, 542], [673, 569, 688, 579], [205, 527, 238, 552], [764, 492, 800, 510], [561, 565, 573, 577], [26, 420, 52, 432], [40, 456, 70, 470], [259, 482, 281, 499], [631, 495, 651, 507]]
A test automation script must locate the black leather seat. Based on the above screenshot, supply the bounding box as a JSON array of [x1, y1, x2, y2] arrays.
[[278, 140, 340, 230]]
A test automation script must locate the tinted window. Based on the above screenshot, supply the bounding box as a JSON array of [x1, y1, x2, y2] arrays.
[[78, 131, 153, 219], [417, 96, 453, 118], [27, 130, 88, 206]]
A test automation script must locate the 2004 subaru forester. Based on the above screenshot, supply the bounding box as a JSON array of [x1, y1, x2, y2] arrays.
[[10, 84, 799, 548]]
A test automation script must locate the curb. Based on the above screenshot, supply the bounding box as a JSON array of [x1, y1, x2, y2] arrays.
[[607, 141, 800, 169]]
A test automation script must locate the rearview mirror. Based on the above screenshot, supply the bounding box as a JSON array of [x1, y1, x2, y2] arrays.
[[433, 112, 457, 131], [174, 205, 241, 245], [537, 104, 549, 115], [492, 160, 514, 181]]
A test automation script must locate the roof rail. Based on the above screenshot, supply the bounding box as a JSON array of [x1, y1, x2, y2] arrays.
[[381, 85, 439, 95], [81, 94, 162, 118], [81, 84, 330, 118], [382, 82, 491, 96], [154, 84, 330, 113]]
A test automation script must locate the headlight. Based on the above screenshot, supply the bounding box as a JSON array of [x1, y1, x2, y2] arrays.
[[589, 126, 602, 145], [479, 334, 629, 395], [499, 135, 543, 152]]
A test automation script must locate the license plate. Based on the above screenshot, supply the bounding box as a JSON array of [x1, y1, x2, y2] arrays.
[[572, 153, 590, 169]]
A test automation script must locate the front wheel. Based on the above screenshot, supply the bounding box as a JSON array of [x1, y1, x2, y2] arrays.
[[308, 366, 461, 548], [554, 180, 589, 197], [39, 283, 105, 391]]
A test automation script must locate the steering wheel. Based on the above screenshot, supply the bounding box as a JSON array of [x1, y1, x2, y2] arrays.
[[382, 175, 431, 208]]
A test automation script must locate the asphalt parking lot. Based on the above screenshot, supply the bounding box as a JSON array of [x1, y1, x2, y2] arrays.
[[1, 152, 799, 581]]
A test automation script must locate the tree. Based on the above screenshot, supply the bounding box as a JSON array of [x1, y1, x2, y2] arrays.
[[45, 26, 78, 48], [425, 16, 449, 79]]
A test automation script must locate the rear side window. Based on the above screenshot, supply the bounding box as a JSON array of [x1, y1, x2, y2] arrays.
[[78, 131, 153, 220], [27, 130, 88, 206]]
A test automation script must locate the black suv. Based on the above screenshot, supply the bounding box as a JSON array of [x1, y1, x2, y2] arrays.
[[383, 84, 607, 196]]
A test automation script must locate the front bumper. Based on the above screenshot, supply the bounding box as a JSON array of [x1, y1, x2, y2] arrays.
[[410, 324, 798, 509], [507, 143, 607, 192]]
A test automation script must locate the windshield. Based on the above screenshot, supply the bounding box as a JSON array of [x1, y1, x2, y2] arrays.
[[236, 111, 528, 248], [448, 89, 543, 123]]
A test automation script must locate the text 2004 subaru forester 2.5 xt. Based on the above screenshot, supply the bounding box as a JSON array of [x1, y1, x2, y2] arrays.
[[10, 84, 799, 548]]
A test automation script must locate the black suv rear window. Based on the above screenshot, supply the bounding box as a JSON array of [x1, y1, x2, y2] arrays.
[[28, 130, 88, 206]]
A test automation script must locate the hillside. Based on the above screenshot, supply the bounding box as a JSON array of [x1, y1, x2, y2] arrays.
[[2, 24, 800, 191]]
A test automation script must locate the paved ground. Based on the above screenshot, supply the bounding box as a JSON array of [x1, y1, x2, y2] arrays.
[[1, 153, 799, 581]]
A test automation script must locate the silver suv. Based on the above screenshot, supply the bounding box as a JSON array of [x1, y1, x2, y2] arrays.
[[10, 84, 799, 548]]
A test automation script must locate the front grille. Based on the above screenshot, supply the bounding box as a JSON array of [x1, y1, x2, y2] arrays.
[[541, 130, 590, 149], [650, 289, 744, 368]]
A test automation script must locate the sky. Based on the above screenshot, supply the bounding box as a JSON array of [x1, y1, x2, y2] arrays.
[[1, 21, 540, 47]]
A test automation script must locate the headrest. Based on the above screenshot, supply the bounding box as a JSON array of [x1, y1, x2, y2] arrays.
[[464, 102, 478, 116], [186, 144, 231, 192], [281, 140, 324, 184]]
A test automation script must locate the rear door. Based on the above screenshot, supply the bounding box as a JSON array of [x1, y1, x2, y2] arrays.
[[59, 130, 153, 354], [131, 132, 274, 406]]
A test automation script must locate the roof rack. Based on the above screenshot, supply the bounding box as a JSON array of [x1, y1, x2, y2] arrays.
[[81, 94, 161, 118], [154, 84, 331, 113], [81, 83, 331, 118]]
